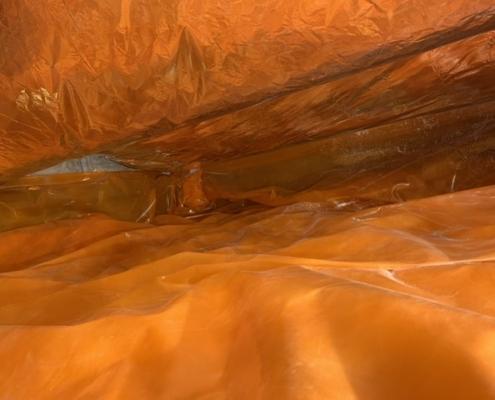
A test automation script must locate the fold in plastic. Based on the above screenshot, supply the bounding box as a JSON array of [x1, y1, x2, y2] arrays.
[[0, 172, 156, 231], [2, 1, 495, 398], [1, 0, 495, 177], [1, 187, 495, 399]]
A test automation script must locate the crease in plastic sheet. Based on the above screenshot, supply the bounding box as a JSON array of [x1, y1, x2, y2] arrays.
[[1, 0, 495, 177], [1, 1, 495, 398], [1, 187, 495, 398]]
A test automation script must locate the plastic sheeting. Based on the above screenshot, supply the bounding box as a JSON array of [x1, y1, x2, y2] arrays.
[[1, 187, 495, 398], [2, 0, 495, 398], [1, 0, 495, 177], [0, 172, 156, 231], [112, 30, 495, 170]]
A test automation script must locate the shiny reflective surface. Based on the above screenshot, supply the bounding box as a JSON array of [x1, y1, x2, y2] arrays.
[[0, 172, 156, 231], [1, 1, 495, 177], [2, 1, 495, 398]]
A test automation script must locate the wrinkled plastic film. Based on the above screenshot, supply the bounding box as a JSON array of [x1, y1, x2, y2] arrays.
[[0, 172, 156, 232], [1, 187, 495, 398], [1, 0, 495, 399], [1, 1, 495, 177], [112, 30, 495, 169]]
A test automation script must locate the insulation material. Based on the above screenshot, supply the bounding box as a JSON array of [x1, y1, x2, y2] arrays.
[[1, 0, 495, 398]]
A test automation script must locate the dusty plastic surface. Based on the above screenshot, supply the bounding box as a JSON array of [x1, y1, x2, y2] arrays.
[[2, 0, 495, 398], [1, 187, 495, 399]]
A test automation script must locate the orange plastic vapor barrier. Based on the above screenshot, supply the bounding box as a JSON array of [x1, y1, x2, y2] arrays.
[[1, 0, 495, 177], [1, 187, 495, 398], [2, 0, 495, 399]]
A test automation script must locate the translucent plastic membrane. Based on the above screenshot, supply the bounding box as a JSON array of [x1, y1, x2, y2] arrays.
[[2, 1, 495, 178], [0, 172, 156, 231], [2, 0, 495, 398], [1, 187, 495, 398], [3, 129, 495, 232], [112, 30, 495, 170], [200, 116, 495, 207]]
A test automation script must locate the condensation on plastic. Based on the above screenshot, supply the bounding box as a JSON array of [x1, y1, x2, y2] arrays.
[[1, 186, 495, 398]]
